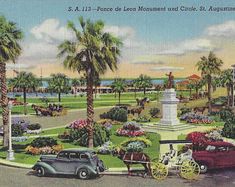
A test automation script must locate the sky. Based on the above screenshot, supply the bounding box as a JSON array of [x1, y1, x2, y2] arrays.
[[1, 0, 235, 78]]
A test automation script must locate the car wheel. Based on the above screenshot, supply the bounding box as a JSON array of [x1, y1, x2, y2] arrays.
[[35, 166, 45, 177], [78, 168, 89, 179], [200, 164, 208, 174]]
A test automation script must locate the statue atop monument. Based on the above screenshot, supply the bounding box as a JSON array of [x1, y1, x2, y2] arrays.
[[166, 72, 174, 89]]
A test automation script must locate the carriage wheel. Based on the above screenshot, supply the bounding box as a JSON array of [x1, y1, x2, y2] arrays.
[[179, 160, 200, 180], [151, 162, 168, 180]]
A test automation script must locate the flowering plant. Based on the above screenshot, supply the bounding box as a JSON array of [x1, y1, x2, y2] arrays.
[[116, 122, 144, 137], [67, 119, 87, 129]]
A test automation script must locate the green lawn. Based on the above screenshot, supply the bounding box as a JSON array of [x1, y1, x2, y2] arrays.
[[0, 125, 161, 168]]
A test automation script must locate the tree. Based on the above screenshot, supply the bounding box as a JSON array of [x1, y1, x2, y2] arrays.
[[220, 69, 233, 106], [0, 16, 23, 147], [57, 17, 122, 148], [136, 74, 152, 95], [186, 82, 194, 98], [71, 78, 80, 97], [196, 52, 223, 113], [9, 72, 38, 115], [111, 78, 127, 104], [132, 79, 139, 98], [48, 73, 70, 103]]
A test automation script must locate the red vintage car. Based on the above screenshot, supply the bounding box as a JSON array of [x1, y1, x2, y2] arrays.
[[193, 141, 235, 173]]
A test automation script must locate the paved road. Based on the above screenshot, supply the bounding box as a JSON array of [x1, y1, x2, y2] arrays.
[[0, 107, 112, 129], [0, 165, 235, 187]]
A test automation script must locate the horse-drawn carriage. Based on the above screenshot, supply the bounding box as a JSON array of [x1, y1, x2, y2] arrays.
[[32, 104, 67, 117], [112, 140, 200, 181]]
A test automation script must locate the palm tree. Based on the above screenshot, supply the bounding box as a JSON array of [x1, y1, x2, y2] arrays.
[[136, 74, 152, 95], [0, 16, 23, 147], [132, 79, 139, 98], [57, 17, 122, 148], [196, 51, 223, 112], [48, 73, 70, 103], [111, 78, 127, 104], [71, 78, 80, 97], [220, 69, 233, 106], [9, 72, 38, 115], [186, 82, 194, 98]]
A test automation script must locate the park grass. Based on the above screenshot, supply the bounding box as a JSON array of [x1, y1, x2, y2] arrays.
[[0, 125, 161, 168]]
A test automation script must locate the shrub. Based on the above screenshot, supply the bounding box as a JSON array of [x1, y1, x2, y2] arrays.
[[58, 131, 70, 139], [12, 118, 29, 132], [27, 123, 41, 130], [126, 141, 145, 152], [30, 137, 58, 148], [116, 121, 145, 137], [69, 123, 110, 147], [219, 108, 233, 122], [180, 107, 191, 115], [149, 107, 160, 118], [222, 118, 235, 138], [12, 124, 24, 137], [120, 137, 152, 147], [133, 115, 151, 122], [100, 107, 127, 122], [67, 119, 87, 129]]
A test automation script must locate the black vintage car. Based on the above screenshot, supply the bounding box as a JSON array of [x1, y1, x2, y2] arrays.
[[32, 149, 106, 179]]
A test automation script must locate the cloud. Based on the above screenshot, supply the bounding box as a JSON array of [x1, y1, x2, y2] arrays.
[[131, 60, 165, 65], [206, 20, 235, 37], [156, 38, 215, 56], [150, 66, 184, 72], [30, 18, 74, 43], [104, 25, 135, 39], [6, 63, 35, 70]]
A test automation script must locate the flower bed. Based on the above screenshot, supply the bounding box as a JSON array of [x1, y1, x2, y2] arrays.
[[180, 112, 214, 124], [67, 119, 87, 129], [26, 123, 42, 134], [25, 137, 63, 155], [116, 121, 145, 137]]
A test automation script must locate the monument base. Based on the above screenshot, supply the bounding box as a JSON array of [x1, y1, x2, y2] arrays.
[[142, 123, 195, 132]]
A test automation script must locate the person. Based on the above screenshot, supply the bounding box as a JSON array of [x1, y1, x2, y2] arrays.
[[169, 144, 176, 158], [177, 146, 193, 164]]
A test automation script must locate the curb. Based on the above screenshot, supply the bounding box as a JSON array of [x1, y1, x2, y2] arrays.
[[0, 158, 143, 174]]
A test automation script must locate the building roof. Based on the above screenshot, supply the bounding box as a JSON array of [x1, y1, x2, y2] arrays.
[[187, 74, 201, 80]]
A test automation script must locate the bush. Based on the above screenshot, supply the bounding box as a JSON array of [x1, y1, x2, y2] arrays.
[[67, 119, 87, 129], [12, 124, 24, 137], [30, 137, 58, 148], [116, 121, 145, 137], [27, 123, 41, 130], [222, 118, 235, 138], [12, 118, 29, 131], [120, 137, 152, 153], [133, 115, 151, 122], [100, 107, 127, 122], [219, 108, 233, 122], [69, 123, 111, 147], [149, 107, 160, 118], [180, 107, 191, 115]]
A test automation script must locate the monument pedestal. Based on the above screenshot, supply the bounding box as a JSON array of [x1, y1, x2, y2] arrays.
[[154, 88, 194, 131]]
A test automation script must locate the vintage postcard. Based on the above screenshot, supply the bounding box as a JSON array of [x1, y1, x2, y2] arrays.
[[0, 0, 235, 186]]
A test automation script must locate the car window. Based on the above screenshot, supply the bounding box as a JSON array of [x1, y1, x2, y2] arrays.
[[80, 154, 89, 160], [57, 152, 69, 159], [69, 152, 79, 160], [206, 145, 216, 151], [217, 147, 228, 151]]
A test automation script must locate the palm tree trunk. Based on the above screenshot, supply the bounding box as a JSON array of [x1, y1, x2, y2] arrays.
[[134, 88, 136, 98], [227, 86, 230, 106], [118, 92, 121, 104], [190, 88, 192, 98], [87, 73, 94, 148], [23, 87, 27, 115], [144, 87, 146, 95], [231, 84, 234, 107], [0, 63, 9, 147], [58, 92, 61, 103], [95, 86, 97, 98], [208, 76, 212, 113]]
